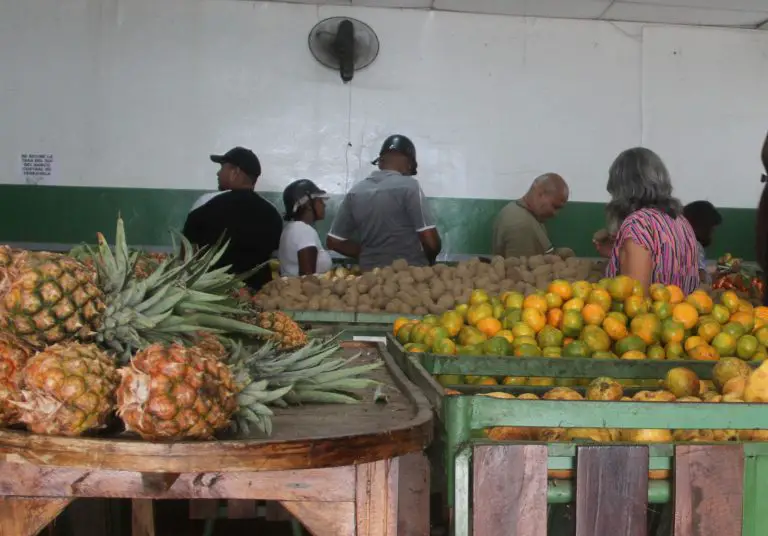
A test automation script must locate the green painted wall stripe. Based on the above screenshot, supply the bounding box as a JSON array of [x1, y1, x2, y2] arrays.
[[0, 185, 757, 260]]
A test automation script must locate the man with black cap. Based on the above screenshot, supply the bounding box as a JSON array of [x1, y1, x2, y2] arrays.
[[326, 134, 442, 270], [183, 146, 283, 291]]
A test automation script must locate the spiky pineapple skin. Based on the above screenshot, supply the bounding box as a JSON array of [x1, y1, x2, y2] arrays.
[[116, 343, 238, 440], [18, 343, 118, 436], [0, 250, 105, 348], [255, 312, 307, 350], [194, 331, 229, 361], [0, 334, 31, 426]]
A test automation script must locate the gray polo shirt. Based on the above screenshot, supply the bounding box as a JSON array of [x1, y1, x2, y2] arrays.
[[328, 170, 437, 271]]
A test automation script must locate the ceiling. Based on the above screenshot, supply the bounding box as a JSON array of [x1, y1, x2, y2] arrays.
[[272, 0, 768, 29]]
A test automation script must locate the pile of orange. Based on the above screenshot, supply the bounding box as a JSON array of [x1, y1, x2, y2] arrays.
[[393, 276, 768, 380]]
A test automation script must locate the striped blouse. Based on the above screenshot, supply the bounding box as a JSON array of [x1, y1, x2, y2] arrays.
[[605, 208, 700, 295]]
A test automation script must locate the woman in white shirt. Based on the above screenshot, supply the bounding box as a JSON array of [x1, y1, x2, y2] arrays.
[[278, 179, 334, 277]]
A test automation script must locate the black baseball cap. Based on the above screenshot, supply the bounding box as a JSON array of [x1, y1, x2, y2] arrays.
[[210, 147, 261, 180]]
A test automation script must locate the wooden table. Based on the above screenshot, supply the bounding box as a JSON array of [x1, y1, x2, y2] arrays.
[[0, 343, 433, 536]]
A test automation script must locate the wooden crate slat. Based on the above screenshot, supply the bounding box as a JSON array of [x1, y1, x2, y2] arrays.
[[674, 444, 744, 536], [575, 445, 648, 536], [472, 444, 548, 536]]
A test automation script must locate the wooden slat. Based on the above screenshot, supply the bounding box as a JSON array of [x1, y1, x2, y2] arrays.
[[282, 501, 355, 536], [472, 444, 548, 536], [131, 499, 154, 536], [575, 445, 648, 536], [397, 453, 430, 536], [0, 498, 71, 536], [674, 444, 744, 536], [0, 462, 355, 502], [355, 458, 399, 535], [226, 499, 258, 519]]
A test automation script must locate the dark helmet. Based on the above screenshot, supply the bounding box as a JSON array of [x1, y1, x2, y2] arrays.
[[282, 179, 328, 221], [372, 134, 418, 176]]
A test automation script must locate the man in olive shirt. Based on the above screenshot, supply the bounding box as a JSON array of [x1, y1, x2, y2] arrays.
[[491, 173, 569, 258]]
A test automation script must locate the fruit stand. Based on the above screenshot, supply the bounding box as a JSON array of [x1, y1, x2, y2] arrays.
[[0, 341, 433, 536]]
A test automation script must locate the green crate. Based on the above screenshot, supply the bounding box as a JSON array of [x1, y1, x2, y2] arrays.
[[386, 333, 768, 532]]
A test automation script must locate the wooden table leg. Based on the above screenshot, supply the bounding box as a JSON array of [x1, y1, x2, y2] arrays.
[[356, 458, 399, 535], [0, 497, 71, 536], [397, 453, 430, 536], [131, 499, 155, 536]]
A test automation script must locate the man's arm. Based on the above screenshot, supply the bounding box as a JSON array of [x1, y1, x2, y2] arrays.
[[406, 183, 441, 264], [326, 194, 361, 259]]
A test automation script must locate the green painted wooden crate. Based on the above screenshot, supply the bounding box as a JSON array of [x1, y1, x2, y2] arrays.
[[386, 335, 768, 535]]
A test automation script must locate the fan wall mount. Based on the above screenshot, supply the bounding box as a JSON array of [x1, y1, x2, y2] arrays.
[[308, 17, 380, 83]]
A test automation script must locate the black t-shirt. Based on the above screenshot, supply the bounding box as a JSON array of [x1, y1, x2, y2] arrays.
[[182, 190, 283, 291]]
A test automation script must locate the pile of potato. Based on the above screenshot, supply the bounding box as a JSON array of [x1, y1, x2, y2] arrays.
[[253, 250, 605, 315]]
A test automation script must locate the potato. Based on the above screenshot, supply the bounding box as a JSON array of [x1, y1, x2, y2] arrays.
[[415, 282, 430, 294], [556, 247, 576, 259], [436, 294, 455, 311], [421, 266, 435, 279], [565, 257, 582, 267], [499, 279, 515, 291], [491, 258, 506, 279], [357, 304, 373, 313], [397, 291, 419, 308], [528, 255, 545, 269], [440, 269, 455, 283], [332, 279, 348, 296], [558, 268, 577, 280], [413, 306, 428, 316], [521, 270, 535, 284], [306, 296, 321, 310], [543, 254, 560, 264], [433, 263, 446, 275], [514, 282, 528, 293], [382, 283, 398, 299], [504, 257, 522, 268], [411, 266, 427, 283], [506, 267, 521, 282], [475, 276, 490, 290], [532, 265, 552, 278], [396, 274, 415, 287], [380, 267, 395, 279], [535, 276, 550, 289], [302, 281, 322, 296], [392, 259, 409, 272], [429, 279, 447, 300]]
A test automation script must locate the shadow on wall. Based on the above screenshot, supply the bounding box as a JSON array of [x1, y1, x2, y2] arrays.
[[0, 185, 757, 260]]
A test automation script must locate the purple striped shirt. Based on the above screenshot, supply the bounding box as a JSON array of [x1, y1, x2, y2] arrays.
[[605, 208, 700, 295]]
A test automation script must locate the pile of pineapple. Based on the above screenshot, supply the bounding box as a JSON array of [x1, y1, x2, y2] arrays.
[[0, 218, 380, 441]]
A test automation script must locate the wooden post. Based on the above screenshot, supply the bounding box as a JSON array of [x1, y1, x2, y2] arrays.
[[0, 498, 71, 536]]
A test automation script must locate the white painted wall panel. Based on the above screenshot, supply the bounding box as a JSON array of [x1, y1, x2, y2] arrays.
[[642, 25, 768, 207], [0, 0, 766, 208]]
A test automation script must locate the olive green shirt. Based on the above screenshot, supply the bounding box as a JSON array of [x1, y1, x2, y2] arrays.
[[491, 200, 553, 258]]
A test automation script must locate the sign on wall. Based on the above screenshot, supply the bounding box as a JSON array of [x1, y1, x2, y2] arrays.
[[20, 153, 55, 185]]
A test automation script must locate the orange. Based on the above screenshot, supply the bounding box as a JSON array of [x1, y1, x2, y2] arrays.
[[522, 308, 547, 333], [469, 289, 491, 306], [433, 338, 458, 355], [545, 292, 563, 310], [661, 319, 685, 344], [754, 317, 766, 332], [672, 302, 699, 330], [440, 310, 465, 337], [572, 281, 593, 300], [608, 275, 635, 301], [393, 317, 414, 336], [629, 313, 662, 345], [738, 300, 754, 314], [755, 326, 768, 347], [632, 280, 645, 297], [621, 350, 646, 360], [712, 304, 731, 325], [514, 344, 542, 357], [649, 283, 671, 303], [396, 323, 416, 345], [688, 344, 720, 361], [624, 295, 649, 318], [424, 326, 450, 349], [501, 309, 523, 330], [730, 311, 755, 333], [603, 316, 629, 340], [502, 376, 527, 386], [483, 336, 511, 356], [511, 322, 536, 339], [496, 329, 515, 344], [651, 300, 673, 320], [561, 310, 584, 338], [563, 298, 585, 312], [686, 290, 713, 315], [422, 314, 440, 326], [467, 303, 494, 327], [582, 303, 606, 326], [755, 306, 768, 322], [458, 326, 487, 346], [696, 321, 721, 343], [666, 285, 684, 305], [476, 317, 503, 338], [581, 326, 612, 353], [737, 335, 759, 360], [615, 335, 647, 355], [404, 343, 428, 353], [720, 291, 741, 313], [523, 294, 549, 315], [607, 311, 629, 325], [548, 280, 574, 301], [547, 308, 564, 329], [647, 344, 666, 360], [474, 377, 498, 386], [537, 325, 564, 348], [711, 332, 737, 357], [665, 341, 685, 359], [684, 336, 705, 353], [503, 292, 525, 310], [587, 288, 612, 312], [455, 303, 469, 319], [410, 323, 432, 344], [563, 340, 591, 357]]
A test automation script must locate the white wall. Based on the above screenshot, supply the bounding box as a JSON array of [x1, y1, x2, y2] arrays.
[[0, 0, 766, 207]]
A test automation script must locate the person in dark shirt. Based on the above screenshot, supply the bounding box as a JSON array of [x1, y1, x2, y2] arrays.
[[756, 132, 768, 305], [183, 146, 283, 291]]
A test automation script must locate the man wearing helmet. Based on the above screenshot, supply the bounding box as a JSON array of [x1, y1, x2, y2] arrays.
[[278, 179, 333, 277], [326, 134, 442, 270], [183, 146, 283, 291]]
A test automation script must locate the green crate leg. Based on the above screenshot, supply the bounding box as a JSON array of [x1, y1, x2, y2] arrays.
[[743, 452, 768, 536], [443, 395, 472, 509]]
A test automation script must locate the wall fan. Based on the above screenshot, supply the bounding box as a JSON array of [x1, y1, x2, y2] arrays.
[[308, 17, 380, 83]]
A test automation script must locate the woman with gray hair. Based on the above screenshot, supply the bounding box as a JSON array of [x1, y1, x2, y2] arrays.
[[602, 147, 700, 294]]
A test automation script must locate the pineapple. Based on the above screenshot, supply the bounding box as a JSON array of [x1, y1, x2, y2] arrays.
[[0, 217, 272, 359], [193, 331, 229, 361], [0, 334, 31, 426], [116, 336, 381, 440], [17, 343, 118, 436], [253, 311, 307, 350]]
